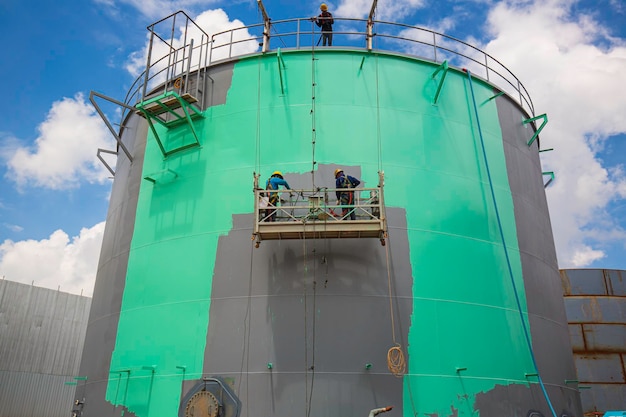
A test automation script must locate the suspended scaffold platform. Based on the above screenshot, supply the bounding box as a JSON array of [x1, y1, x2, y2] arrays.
[[252, 173, 388, 247]]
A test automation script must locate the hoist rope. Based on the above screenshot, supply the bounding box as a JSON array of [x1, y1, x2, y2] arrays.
[[238, 240, 255, 415], [302, 231, 318, 417], [310, 20, 318, 190], [300, 22, 324, 417], [302, 234, 310, 417], [465, 69, 557, 417], [374, 44, 404, 378], [255, 55, 262, 174], [384, 234, 406, 377], [375, 53, 383, 173]]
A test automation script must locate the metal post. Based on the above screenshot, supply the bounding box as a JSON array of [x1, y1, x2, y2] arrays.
[[184, 38, 194, 95], [366, 0, 378, 51], [257, 0, 271, 53], [142, 28, 155, 101]]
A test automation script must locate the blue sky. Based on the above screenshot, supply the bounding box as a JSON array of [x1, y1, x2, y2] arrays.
[[1, 0, 625, 295]]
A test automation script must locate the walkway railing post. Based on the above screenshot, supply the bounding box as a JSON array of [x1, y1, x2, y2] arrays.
[[258, 0, 271, 53], [366, 0, 378, 51]]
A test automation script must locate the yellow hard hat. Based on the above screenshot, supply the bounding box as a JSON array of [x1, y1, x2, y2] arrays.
[[272, 170, 283, 177], [334, 168, 343, 177], [320, 3, 328, 11]]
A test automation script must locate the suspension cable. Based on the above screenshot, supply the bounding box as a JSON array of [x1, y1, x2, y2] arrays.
[[384, 236, 406, 377], [465, 69, 557, 417], [375, 53, 383, 173], [238, 240, 255, 415], [302, 234, 309, 416], [255, 55, 262, 174], [310, 20, 317, 189]]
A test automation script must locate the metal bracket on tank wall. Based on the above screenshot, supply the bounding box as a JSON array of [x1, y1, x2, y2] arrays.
[[97, 148, 117, 176], [144, 169, 178, 184], [483, 91, 505, 105], [431, 60, 449, 105], [277, 48, 287, 95], [89, 91, 135, 163], [542, 171, 555, 188], [523, 113, 548, 147]]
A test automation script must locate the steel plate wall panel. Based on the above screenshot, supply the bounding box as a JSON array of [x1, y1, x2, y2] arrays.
[[579, 384, 626, 414], [607, 270, 626, 295], [564, 297, 626, 323], [574, 354, 625, 383], [0, 280, 91, 417], [583, 323, 626, 352], [0, 371, 79, 417], [568, 324, 585, 351], [561, 268, 626, 414]]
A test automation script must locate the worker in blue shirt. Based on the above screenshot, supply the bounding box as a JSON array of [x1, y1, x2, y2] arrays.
[[334, 168, 360, 220], [265, 171, 291, 222]]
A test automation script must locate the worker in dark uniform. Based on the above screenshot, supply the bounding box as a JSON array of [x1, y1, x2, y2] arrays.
[[315, 3, 334, 46], [265, 171, 291, 222], [334, 168, 360, 220]]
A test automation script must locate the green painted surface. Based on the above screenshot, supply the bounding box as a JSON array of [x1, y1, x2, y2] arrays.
[[107, 50, 533, 416]]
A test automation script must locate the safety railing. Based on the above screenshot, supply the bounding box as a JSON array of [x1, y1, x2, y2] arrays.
[[119, 12, 534, 120], [252, 187, 387, 246]]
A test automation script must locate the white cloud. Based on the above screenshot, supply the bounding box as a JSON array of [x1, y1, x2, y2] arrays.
[[4, 94, 115, 190], [480, 0, 626, 267], [3, 223, 24, 233], [96, 0, 221, 20], [335, 0, 425, 21], [0, 222, 105, 297], [125, 9, 258, 83]]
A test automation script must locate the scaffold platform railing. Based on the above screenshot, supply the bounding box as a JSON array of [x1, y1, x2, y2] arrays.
[[252, 173, 388, 247]]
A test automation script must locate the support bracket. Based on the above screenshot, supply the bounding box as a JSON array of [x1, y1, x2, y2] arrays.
[[431, 60, 449, 105], [523, 113, 548, 147], [277, 48, 286, 95], [97, 148, 117, 176], [542, 171, 555, 188], [89, 91, 135, 162]]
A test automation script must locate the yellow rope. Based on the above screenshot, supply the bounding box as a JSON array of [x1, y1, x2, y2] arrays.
[[384, 233, 406, 377], [387, 344, 406, 377]]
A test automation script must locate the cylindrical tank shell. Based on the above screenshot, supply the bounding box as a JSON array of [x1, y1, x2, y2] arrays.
[[77, 49, 582, 417]]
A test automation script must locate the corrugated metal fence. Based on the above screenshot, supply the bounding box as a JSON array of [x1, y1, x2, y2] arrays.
[[561, 269, 626, 414], [0, 280, 91, 417]]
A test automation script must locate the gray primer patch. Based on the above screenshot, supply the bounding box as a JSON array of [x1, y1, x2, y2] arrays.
[[470, 90, 581, 416], [197, 164, 413, 416]]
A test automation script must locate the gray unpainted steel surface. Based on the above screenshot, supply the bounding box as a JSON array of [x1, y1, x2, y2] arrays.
[[488, 91, 582, 414], [75, 111, 147, 417], [76, 63, 237, 416], [0, 280, 91, 417], [561, 268, 626, 413], [561, 269, 625, 296], [193, 163, 411, 417]]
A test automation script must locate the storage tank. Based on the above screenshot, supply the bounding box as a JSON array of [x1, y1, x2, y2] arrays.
[[76, 9, 582, 417], [560, 268, 626, 414]]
